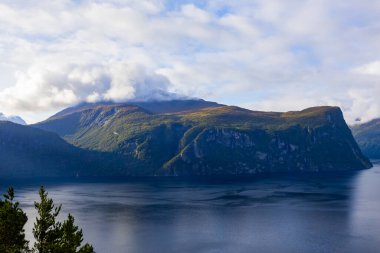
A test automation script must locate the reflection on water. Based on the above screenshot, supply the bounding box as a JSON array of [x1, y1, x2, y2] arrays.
[[2, 163, 380, 253]]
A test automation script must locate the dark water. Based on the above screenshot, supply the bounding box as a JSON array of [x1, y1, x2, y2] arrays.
[[3, 162, 380, 253]]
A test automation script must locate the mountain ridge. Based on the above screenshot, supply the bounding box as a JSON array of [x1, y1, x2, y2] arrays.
[[50, 99, 222, 119], [31, 100, 371, 177]]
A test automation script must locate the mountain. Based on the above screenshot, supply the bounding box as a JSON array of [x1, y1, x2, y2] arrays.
[[351, 118, 380, 158], [0, 121, 128, 178], [51, 99, 221, 118], [33, 99, 372, 177], [0, 113, 26, 125]]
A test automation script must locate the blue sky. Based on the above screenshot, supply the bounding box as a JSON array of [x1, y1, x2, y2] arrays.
[[0, 0, 380, 123]]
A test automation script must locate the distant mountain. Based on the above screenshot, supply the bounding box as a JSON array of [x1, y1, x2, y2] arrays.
[[0, 113, 26, 125], [0, 121, 128, 178], [351, 118, 380, 158], [33, 99, 371, 177]]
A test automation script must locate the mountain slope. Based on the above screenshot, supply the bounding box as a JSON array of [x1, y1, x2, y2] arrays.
[[351, 119, 380, 158], [0, 121, 128, 178], [34, 100, 372, 176]]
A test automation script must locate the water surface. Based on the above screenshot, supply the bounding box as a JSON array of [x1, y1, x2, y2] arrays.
[[3, 162, 380, 253]]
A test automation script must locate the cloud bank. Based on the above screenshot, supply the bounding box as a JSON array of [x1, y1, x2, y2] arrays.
[[0, 62, 173, 111], [0, 0, 380, 123]]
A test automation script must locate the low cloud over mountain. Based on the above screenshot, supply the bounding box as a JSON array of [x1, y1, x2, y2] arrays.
[[0, 112, 26, 125], [0, 62, 183, 113]]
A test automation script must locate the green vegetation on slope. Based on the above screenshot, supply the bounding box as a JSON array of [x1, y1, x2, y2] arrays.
[[37, 103, 344, 151], [34, 100, 371, 176]]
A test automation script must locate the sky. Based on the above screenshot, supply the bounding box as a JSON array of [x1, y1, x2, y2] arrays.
[[1, 0, 380, 124]]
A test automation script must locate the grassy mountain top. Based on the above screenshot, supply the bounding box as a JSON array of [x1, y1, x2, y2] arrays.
[[51, 99, 221, 119], [181, 105, 343, 130]]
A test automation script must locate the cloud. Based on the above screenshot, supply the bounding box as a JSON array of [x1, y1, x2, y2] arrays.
[[355, 61, 380, 75], [0, 62, 173, 113], [0, 0, 380, 124]]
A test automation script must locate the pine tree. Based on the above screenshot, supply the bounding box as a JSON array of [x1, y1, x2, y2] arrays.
[[33, 186, 95, 253], [33, 186, 62, 253], [58, 214, 94, 253], [0, 187, 29, 253]]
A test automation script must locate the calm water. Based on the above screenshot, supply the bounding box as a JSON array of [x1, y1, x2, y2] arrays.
[[2, 162, 380, 253]]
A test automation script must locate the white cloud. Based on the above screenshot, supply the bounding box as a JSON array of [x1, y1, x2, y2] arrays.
[[355, 61, 380, 75], [0, 62, 172, 114], [0, 0, 379, 124]]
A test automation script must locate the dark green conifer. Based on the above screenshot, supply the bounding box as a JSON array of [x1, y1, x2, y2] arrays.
[[58, 214, 94, 253], [0, 187, 29, 253], [33, 186, 94, 253], [33, 186, 62, 253]]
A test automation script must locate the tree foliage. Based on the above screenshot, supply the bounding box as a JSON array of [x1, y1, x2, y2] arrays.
[[0, 187, 29, 253], [33, 186, 94, 253], [0, 186, 94, 253], [58, 214, 94, 253], [33, 186, 62, 253]]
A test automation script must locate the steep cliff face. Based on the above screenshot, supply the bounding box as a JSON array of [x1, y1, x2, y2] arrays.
[[162, 124, 371, 176], [33, 101, 372, 177]]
